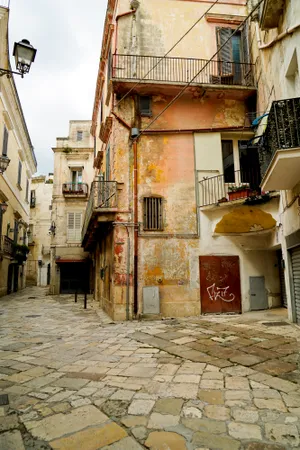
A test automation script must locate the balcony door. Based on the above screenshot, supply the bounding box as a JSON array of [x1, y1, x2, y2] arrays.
[[71, 169, 83, 192], [239, 141, 261, 191]]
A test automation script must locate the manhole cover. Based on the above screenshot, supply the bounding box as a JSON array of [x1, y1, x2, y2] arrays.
[[262, 321, 290, 327], [25, 315, 41, 318], [28, 297, 36, 299], [0, 394, 9, 406]]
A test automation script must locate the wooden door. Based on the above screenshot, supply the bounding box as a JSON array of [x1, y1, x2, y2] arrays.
[[200, 256, 242, 314]]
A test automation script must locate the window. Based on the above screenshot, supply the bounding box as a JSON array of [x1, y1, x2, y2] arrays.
[[2, 126, 8, 156], [139, 96, 152, 116], [71, 169, 83, 184], [77, 131, 83, 141], [105, 145, 110, 181], [30, 190, 36, 207], [222, 140, 234, 183], [143, 197, 163, 231], [28, 224, 34, 244], [13, 220, 18, 243], [67, 212, 82, 242], [17, 161, 22, 187], [25, 180, 29, 202]]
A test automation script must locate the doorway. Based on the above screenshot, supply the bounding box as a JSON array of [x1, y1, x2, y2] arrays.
[[200, 255, 242, 314], [249, 276, 268, 310]]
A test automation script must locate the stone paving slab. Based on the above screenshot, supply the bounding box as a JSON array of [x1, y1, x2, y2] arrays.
[[0, 287, 300, 450]]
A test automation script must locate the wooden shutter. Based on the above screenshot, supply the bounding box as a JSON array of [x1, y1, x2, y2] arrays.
[[216, 27, 233, 75], [241, 23, 250, 64], [2, 126, 8, 156], [74, 213, 82, 241], [26, 180, 29, 202], [67, 212, 82, 241]]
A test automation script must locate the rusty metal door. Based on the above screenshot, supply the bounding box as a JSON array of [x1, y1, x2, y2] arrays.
[[200, 256, 242, 314]]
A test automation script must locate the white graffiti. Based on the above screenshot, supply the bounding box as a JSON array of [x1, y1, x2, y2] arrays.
[[207, 283, 236, 303]]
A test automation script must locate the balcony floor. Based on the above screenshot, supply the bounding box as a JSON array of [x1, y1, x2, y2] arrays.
[[112, 78, 256, 100], [261, 148, 300, 191]]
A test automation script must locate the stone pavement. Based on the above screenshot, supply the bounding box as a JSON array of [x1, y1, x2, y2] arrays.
[[0, 287, 300, 449]]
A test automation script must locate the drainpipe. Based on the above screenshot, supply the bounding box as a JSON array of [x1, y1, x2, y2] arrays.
[[133, 137, 138, 316]]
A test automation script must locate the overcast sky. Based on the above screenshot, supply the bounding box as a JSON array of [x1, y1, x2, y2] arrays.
[[8, 0, 106, 174]]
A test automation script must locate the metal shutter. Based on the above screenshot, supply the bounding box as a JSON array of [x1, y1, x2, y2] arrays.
[[291, 246, 300, 323]]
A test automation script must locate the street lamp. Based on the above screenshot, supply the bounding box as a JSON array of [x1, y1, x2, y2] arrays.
[[0, 155, 10, 173], [0, 39, 37, 78]]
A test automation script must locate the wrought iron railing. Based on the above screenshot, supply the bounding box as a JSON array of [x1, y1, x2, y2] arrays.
[[82, 181, 118, 241], [2, 235, 14, 255], [112, 54, 255, 87], [199, 168, 261, 207], [259, 97, 300, 177], [62, 183, 88, 195]]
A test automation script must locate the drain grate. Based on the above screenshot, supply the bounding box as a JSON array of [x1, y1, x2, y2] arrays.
[[25, 315, 41, 318], [262, 321, 290, 327]]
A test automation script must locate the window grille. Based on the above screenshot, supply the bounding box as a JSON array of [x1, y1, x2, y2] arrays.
[[143, 197, 163, 231]]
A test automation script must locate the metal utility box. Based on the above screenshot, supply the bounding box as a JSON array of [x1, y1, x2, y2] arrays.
[[143, 286, 160, 314]]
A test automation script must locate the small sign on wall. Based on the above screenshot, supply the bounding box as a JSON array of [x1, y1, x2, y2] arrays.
[[143, 286, 160, 314]]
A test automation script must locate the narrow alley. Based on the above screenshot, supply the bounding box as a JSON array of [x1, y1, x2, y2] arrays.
[[0, 287, 300, 449]]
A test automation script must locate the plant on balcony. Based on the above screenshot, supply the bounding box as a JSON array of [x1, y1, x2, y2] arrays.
[[228, 184, 251, 201], [244, 192, 271, 205], [13, 244, 30, 264]]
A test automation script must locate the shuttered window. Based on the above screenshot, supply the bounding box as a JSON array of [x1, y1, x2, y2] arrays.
[[17, 161, 22, 186], [67, 212, 82, 242], [216, 27, 233, 75], [143, 197, 163, 231], [25, 179, 29, 202], [2, 126, 8, 156]]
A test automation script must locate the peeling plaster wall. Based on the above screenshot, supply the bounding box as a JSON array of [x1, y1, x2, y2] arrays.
[[117, 0, 247, 59]]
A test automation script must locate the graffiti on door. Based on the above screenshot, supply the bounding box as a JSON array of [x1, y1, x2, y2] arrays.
[[207, 283, 236, 303]]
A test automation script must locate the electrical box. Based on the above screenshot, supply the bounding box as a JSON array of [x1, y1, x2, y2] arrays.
[[143, 286, 160, 314]]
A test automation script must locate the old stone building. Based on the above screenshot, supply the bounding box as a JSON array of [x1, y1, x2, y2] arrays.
[[50, 121, 94, 294], [248, 0, 300, 322], [82, 0, 285, 320], [0, 5, 37, 297], [26, 174, 53, 287]]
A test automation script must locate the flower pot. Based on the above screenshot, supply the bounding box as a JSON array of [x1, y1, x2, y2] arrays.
[[228, 189, 251, 201]]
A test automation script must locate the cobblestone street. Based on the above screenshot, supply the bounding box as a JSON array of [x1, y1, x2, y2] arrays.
[[0, 287, 300, 449]]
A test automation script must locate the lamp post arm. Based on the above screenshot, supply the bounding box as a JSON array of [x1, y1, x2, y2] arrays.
[[0, 68, 25, 78]]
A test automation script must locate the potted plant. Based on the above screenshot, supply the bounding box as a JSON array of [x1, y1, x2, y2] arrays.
[[228, 184, 251, 201]]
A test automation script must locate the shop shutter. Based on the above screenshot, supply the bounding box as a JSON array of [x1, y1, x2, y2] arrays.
[[291, 246, 300, 323]]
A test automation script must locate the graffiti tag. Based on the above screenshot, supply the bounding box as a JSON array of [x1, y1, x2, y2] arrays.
[[207, 283, 235, 303]]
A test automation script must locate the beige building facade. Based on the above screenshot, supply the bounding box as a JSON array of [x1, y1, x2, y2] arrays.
[[0, 6, 37, 297], [248, 0, 300, 322], [26, 174, 53, 287], [50, 120, 94, 295], [82, 0, 285, 321]]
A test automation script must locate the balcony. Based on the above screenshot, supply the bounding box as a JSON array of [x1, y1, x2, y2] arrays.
[[199, 169, 261, 207], [261, 97, 300, 191], [260, 0, 284, 30], [62, 183, 88, 198], [82, 181, 118, 249], [1, 236, 14, 256], [112, 54, 256, 97]]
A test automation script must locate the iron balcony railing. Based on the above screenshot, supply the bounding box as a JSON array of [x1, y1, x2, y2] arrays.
[[112, 54, 255, 87], [62, 183, 88, 196], [259, 97, 300, 177], [266, 97, 300, 154], [2, 235, 14, 255], [199, 168, 261, 207], [82, 181, 118, 241]]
